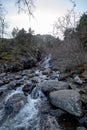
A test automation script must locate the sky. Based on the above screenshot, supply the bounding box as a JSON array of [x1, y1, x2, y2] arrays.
[[2, 0, 87, 36]]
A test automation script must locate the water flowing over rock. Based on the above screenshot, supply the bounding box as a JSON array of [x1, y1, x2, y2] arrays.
[[2, 101, 39, 129], [0, 65, 87, 129], [22, 83, 36, 94], [41, 54, 51, 68], [5, 91, 27, 114], [49, 90, 82, 117], [0, 82, 50, 130]]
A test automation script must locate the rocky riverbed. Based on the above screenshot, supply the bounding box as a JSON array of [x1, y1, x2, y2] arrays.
[[0, 63, 87, 130]]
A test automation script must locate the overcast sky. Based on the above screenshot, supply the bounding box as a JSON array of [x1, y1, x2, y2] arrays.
[[2, 0, 87, 36]]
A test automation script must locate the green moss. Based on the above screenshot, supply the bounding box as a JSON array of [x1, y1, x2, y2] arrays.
[[0, 52, 15, 60]]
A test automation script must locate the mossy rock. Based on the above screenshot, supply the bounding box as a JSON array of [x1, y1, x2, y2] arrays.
[[0, 52, 15, 60]]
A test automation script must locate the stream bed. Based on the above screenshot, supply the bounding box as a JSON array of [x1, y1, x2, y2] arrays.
[[0, 56, 87, 130]]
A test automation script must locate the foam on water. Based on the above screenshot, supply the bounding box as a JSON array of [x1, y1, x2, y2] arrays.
[[5, 90, 23, 102], [0, 93, 41, 130]]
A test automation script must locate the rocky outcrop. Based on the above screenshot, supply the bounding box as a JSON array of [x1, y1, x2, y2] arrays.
[[0, 57, 38, 74], [49, 90, 82, 117]]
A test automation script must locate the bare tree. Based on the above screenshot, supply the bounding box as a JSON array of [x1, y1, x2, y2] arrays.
[[0, 0, 35, 38], [0, 1, 7, 39], [16, 0, 35, 19], [12, 27, 19, 38], [53, 0, 80, 38], [0, 2, 5, 45]]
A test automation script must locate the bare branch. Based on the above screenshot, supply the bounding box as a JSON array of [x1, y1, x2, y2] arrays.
[[52, 0, 80, 38], [16, 0, 35, 17]]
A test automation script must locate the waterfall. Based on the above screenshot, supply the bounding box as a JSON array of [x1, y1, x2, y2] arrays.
[[41, 54, 51, 69]]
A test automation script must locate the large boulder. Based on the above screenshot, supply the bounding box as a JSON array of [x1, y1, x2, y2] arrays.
[[38, 80, 68, 93], [49, 90, 82, 117]]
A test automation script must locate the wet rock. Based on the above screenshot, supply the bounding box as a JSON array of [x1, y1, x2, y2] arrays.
[[74, 76, 83, 85], [15, 80, 23, 86], [14, 75, 22, 80], [77, 126, 86, 130], [3, 79, 10, 84], [43, 109, 66, 117], [5, 101, 14, 114], [40, 115, 60, 130], [38, 80, 68, 94], [0, 73, 6, 77], [42, 68, 52, 75], [31, 87, 39, 99], [7, 81, 17, 90], [68, 83, 78, 90], [31, 77, 39, 83], [0, 103, 4, 109], [49, 90, 82, 117], [58, 72, 72, 81], [79, 116, 87, 127], [0, 80, 4, 86], [21, 70, 30, 76], [22, 83, 36, 94], [0, 90, 3, 96], [5, 92, 27, 114], [7, 80, 22, 90], [28, 74, 35, 78], [50, 70, 60, 80]]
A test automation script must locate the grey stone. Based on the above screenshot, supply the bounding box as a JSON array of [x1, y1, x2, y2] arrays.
[[31, 77, 39, 83], [0, 80, 4, 86], [74, 76, 83, 85], [42, 68, 52, 75], [77, 126, 86, 130], [49, 90, 82, 116], [38, 80, 68, 93]]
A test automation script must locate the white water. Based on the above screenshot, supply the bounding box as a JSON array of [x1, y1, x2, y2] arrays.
[[0, 86, 46, 130], [0, 54, 54, 130], [41, 54, 51, 68]]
